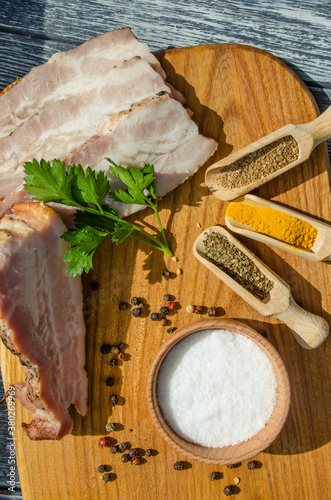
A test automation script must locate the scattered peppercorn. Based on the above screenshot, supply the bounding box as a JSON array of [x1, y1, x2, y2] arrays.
[[105, 423, 116, 433], [186, 305, 195, 313], [110, 395, 118, 407], [166, 301, 176, 310], [119, 301, 128, 310], [145, 449, 153, 457], [106, 377, 114, 387], [132, 307, 141, 317], [110, 445, 118, 454], [118, 343, 125, 350], [223, 485, 234, 496], [98, 437, 108, 447], [167, 327, 177, 334], [160, 306, 169, 316], [132, 457, 141, 465], [150, 312, 159, 321], [234, 477, 240, 485], [247, 460, 257, 470], [128, 448, 139, 459], [227, 464, 236, 469], [163, 294, 171, 302], [209, 472, 221, 481], [171, 256, 178, 262], [162, 270, 170, 280], [102, 473, 113, 483], [117, 352, 125, 362], [194, 305, 204, 314], [208, 306, 216, 317], [121, 453, 130, 463], [91, 281, 99, 291], [118, 442, 129, 452], [97, 465, 106, 473], [111, 346, 119, 355], [160, 318, 167, 326], [130, 297, 141, 306], [110, 359, 118, 367], [174, 461, 185, 470], [100, 344, 111, 355], [176, 268, 183, 275], [258, 329, 267, 338]]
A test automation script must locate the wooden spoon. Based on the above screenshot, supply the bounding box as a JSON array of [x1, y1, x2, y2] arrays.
[[225, 195, 331, 262], [193, 226, 329, 349], [205, 105, 331, 200]]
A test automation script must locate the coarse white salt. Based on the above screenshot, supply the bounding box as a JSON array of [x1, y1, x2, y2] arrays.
[[157, 329, 277, 447]]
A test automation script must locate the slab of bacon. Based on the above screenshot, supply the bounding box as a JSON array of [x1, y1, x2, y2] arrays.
[[0, 203, 88, 440]]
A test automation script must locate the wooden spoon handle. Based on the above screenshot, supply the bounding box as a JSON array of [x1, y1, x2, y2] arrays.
[[274, 297, 329, 349], [298, 105, 331, 146]]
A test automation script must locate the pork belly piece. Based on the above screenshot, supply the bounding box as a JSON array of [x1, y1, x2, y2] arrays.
[[0, 27, 169, 138], [0, 203, 87, 440], [0, 57, 170, 198], [65, 93, 218, 217]]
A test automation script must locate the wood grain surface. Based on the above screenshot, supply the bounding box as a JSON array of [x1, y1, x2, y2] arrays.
[[1, 42, 330, 500]]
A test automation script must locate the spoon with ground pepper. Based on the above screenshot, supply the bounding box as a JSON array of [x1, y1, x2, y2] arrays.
[[205, 106, 331, 200], [225, 194, 331, 262], [193, 225, 329, 349]]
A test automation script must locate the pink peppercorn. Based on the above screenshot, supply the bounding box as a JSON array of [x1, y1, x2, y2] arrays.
[[166, 302, 176, 310], [98, 437, 108, 447]]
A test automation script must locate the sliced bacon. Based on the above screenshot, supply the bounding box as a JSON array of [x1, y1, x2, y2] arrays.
[[0, 28, 167, 138], [0, 57, 170, 198], [65, 93, 218, 216], [0, 203, 87, 440]]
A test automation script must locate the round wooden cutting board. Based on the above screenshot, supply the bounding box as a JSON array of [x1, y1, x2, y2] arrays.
[[1, 43, 330, 500]]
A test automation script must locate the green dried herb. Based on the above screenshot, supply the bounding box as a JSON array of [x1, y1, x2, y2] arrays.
[[203, 232, 274, 300]]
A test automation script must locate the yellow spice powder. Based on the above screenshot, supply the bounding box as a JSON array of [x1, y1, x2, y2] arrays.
[[226, 202, 317, 249]]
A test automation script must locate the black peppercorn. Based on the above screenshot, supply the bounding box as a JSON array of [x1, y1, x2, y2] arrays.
[[194, 305, 204, 314], [247, 460, 257, 470], [167, 327, 177, 334], [102, 473, 112, 483], [119, 302, 128, 310], [97, 465, 106, 473], [121, 453, 130, 463], [128, 448, 139, 459], [150, 312, 159, 321], [118, 343, 125, 350], [132, 307, 141, 317], [208, 306, 216, 317], [227, 464, 238, 469], [160, 306, 169, 316], [118, 442, 129, 452], [105, 423, 116, 433], [110, 395, 118, 406], [174, 461, 185, 470], [110, 358, 118, 367], [130, 297, 141, 306], [100, 344, 111, 355], [163, 294, 171, 302], [209, 471, 221, 480], [145, 449, 153, 457], [223, 485, 234, 496], [106, 377, 114, 387], [162, 270, 170, 280], [91, 281, 99, 291], [110, 445, 118, 454]]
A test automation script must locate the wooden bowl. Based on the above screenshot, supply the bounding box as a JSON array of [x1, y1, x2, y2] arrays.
[[147, 318, 290, 464]]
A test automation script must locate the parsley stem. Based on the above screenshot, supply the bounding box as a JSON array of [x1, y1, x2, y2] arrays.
[[150, 203, 171, 253]]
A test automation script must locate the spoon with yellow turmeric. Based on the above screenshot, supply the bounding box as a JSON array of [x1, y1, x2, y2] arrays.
[[225, 195, 331, 262], [205, 106, 331, 200]]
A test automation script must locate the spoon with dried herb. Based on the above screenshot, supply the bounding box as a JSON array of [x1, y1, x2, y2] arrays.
[[205, 105, 331, 200], [193, 226, 329, 349]]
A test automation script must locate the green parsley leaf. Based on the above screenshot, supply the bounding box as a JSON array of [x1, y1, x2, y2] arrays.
[[62, 226, 108, 277], [111, 222, 133, 244], [70, 164, 110, 208], [107, 159, 156, 205], [24, 158, 76, 205]]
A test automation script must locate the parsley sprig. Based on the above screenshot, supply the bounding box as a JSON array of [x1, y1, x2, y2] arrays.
[[23, 158, 172, 276]]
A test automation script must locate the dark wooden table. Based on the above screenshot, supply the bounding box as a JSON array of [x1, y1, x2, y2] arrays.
[[0, 1, 330, 498]]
